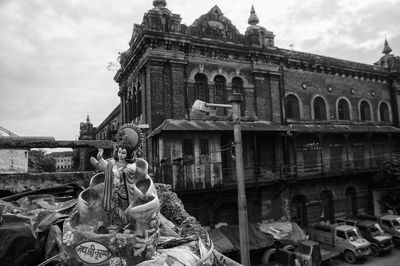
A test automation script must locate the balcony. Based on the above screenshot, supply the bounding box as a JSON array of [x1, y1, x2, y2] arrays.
[[155, 153, 388, 192]]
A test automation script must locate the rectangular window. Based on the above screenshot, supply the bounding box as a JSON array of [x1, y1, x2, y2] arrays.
[[303, 150, 319, 172], [381, 220, 391, 227], [373, 144, 385, 166], [330, 146, 343, 171], [183, 138, 194, 164], [336, 230, 346, 239], [183, 139, 194, 156], [353, 145, 364, 168], [200, 138, 209, 155]]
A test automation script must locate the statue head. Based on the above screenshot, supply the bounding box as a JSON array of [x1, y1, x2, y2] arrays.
[[114, 124, 143, 163]]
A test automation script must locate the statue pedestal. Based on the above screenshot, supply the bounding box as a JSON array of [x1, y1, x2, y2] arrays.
[[60, 214, 158, 266]]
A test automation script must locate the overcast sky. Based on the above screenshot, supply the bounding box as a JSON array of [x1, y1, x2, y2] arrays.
[[0, 0, 399, 140]]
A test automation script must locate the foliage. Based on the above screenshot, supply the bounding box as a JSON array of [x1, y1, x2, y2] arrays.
[[28, 150, 56, 173], [373, 153, 400, 213]]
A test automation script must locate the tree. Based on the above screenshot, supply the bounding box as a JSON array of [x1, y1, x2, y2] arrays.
[[372, 153, 400, 214], [28, 150, 56, 173]]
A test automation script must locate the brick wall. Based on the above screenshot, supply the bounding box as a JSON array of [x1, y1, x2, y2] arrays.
[[171, 63, 186, 119], [163, 63, 173, 119], [253, 73, 270, 120], [283, 69, 390, 121], [270, 76, 281, 122], [149, 65, 165, 129]]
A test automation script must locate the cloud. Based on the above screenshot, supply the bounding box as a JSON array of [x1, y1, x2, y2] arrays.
[[273, 0, 400, 63], [0, 0, 399, 140]]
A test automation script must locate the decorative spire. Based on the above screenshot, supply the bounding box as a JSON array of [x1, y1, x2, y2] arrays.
[[248, 5, 259, 26], [86, 114, 90, 123], [383, 38, 392, 55], [153, 0, 166, 8]]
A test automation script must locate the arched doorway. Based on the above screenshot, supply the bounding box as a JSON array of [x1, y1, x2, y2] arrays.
[[214, 203, 238, 225], [320, 190, 334, 223], [345, 186, 358, 218], [291, 195, 307, 227]]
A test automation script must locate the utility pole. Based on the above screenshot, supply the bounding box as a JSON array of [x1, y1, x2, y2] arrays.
[[229, 93, 250, 266], [192, 95, 250, 265]]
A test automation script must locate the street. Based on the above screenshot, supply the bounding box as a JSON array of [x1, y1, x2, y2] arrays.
[[337, 248, 400, 266]]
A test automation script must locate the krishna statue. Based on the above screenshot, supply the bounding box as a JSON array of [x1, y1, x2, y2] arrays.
[[59, 123, 238, 266], [60, 124, 160, 265]]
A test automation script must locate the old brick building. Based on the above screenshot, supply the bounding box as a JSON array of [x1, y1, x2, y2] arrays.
[[76, 115, 96, 170], [95, 104, 122, 142], [112, 0, 400, 227], [76, 108, 122, 170]]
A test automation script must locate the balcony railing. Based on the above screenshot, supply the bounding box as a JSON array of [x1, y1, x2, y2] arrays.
[[154, 154, 388, 191]]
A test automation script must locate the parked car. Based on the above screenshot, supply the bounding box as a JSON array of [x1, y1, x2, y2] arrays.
[[263, 239, 340, 266], [308, 223, 370, 264], [337, 218, 393, 256], [359, 214, 400, 247]]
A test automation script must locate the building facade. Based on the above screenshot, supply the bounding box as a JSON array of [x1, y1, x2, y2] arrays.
[[112, 0, 400, 227], [50, 151, 74, 171], [95, 104, 122, 142], [76, 115, 97, 170]]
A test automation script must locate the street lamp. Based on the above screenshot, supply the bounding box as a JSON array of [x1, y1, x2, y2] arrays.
[[192, 94, 250, 266]]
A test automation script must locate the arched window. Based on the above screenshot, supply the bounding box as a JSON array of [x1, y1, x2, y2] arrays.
[[161, 14, 169, 32], [379, 102, 390, 122], [313, 97, 327, 120], [360, 101, 371, 121], [128, 91, 133, 123], [136, 82, 142, 117], [194, 73, 208, 102], [338, 99, 350, 120], [345, 186, 358, 217], [232, 77, 244, 115], [291, 195, 307, 227], [214, 75, 227, 104], [260, 31, 266, 47], [286, 95, 300, 119], [231, 77, 243, 94], [320, 190, 334, 223]]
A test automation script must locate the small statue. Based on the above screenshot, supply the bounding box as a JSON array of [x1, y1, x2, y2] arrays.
[[59, 124, 222, 265], [60, 124, 160, 265], [89, 124, 159, 232]]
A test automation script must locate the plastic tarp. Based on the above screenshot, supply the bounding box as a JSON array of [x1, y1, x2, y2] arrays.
[[209, 223, 275, 252], [0, 184, 81, 265], [258, 221, 307, 243], [209, 222, 307, 253]]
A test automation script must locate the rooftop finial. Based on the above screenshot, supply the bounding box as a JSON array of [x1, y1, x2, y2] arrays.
[[86, 114, 90, 123], [153, 0, 166, 8], [248, 5, 259, 26], [383, 38, 392, 55]]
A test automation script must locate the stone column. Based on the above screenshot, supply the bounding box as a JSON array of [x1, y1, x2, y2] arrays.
[[391, 79, 400, 127], [163, 63, 173, 119], [269, 74, 282, 123], [170, 62, 187, 119], [252, 73, 268, 120], [147, 61, 165, 129], [119, 86, 127, 124]]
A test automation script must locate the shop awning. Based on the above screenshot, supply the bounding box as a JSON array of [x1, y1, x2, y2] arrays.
[[149, 120, 400, 137], [149, 119, 287, 137], [290, 124, 400, 134]]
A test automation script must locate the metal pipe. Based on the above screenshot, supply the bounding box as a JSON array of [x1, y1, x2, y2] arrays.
[[205, 103, 232, 109]]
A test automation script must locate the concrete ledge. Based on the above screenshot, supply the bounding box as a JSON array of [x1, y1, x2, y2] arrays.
[[0, 137, 115, 149], [0, 171, 96, 193]]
